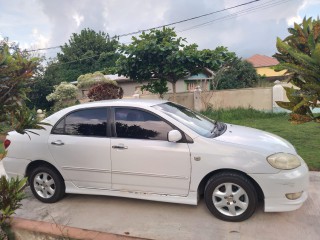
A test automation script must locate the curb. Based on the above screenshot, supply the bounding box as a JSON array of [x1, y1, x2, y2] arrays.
[[11, 217, 148, 240]]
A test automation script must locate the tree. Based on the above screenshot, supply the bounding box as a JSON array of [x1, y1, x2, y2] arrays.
[[140, 79, 168, 99], [0, 39, 43, 239], [116, 27, 203, 100], [57, 28, 120, 82], [0, 39, 46, 135], [273, 17, 320, 124], [27, 59, 62, 111], [199, 46, 237, 71], [215, 58, 260, 90], [87, 82, 123, 101]]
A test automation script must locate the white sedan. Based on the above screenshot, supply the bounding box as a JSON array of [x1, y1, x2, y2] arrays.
[[2, 99, 309, 221]]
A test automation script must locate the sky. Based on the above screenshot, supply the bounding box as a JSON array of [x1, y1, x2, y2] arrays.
[[0, 0, 319, 59]]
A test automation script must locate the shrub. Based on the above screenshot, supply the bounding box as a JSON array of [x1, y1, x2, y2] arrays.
[[46, 82, 78, 112], [87, 82, 124, 101], [273, 17, 320, 123], [216, 58, 260, 90], [77, 72, 117, 89], [0, 176, 27, 225]]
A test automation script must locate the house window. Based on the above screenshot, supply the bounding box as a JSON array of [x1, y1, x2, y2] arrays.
[[186, 79, 211, 91]]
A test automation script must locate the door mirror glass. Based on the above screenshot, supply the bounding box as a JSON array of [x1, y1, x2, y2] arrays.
[[168, 130, 182, 142]]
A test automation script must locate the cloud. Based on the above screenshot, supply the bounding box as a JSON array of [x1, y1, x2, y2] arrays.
[[1, 0, 319, 59]]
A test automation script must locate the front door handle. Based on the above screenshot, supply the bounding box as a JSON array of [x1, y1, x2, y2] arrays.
[[112, 145, 128, 149], [51, 140, 65, 146]]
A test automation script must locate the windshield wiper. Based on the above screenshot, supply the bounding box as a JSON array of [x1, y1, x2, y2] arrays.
[[211, 121, 218, 134]]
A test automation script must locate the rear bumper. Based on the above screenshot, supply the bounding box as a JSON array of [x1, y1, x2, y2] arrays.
[[249, 163, 309, 212], [2, 157, 30, 178]]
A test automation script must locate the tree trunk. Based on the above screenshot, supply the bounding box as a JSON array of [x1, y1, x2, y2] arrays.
[[172, 82, 177, 102]]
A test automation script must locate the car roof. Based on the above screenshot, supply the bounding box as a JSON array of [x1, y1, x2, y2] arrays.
[[79, 98, 168, 108], [44, 99, 168, 123]]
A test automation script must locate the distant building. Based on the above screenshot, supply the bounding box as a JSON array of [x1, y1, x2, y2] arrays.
[[105, 68, 214, 96], [72, 68, 214, 98], [246, 54, 287, 80]]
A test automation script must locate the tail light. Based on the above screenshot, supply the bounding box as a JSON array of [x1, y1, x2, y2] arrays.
[[4, 139, 11, 149]]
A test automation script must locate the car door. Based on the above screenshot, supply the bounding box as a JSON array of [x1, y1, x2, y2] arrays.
[[111, 107, 191, 196], [48, 107, 111, 189]]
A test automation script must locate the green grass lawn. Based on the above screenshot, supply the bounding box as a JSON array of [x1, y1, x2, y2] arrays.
[[202, 108, 320, 171], [0, 141, 3, 154]]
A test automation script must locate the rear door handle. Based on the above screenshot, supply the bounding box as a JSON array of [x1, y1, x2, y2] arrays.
[[112, 145, 128, 149], [51, 140, 65, 146]]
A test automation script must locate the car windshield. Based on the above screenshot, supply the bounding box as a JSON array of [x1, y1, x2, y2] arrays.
[[153, 102, 226, 138]]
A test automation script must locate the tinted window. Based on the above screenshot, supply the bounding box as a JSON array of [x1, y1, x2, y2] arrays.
[[115, 108, 173, 140], [153, 102, 226, 138], [52, 118, 64, 134], [62, 108, 107, 137]]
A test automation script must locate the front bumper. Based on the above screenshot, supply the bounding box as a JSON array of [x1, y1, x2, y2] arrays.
[[249, 162, 309, 212]]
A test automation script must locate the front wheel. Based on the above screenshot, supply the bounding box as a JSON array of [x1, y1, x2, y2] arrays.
[[29, 166, 65, 203], [204, 172, 258, 222]]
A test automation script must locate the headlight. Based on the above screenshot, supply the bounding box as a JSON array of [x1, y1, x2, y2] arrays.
[[267, 153, 301, 170]]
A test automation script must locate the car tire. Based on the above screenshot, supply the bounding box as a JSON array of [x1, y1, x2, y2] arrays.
[[204, 171, 258, 222], [29, 166, 65, 203]]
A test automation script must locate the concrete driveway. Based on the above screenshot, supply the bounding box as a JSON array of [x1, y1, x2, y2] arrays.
[[1, 162, 319, 240]]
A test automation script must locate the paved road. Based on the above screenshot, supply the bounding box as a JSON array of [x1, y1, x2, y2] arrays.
[[1, 162, 319, 240]]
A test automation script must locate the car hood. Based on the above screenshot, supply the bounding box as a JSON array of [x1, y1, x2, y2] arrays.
[[215, 124, 296, 154]]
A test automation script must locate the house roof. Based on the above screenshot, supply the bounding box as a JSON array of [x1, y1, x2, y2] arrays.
[[246, 54, 279, 68], [105, 74, 133, 83]]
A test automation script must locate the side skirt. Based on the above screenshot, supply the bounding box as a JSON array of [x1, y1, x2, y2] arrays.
[[65, 181, 198, 205]]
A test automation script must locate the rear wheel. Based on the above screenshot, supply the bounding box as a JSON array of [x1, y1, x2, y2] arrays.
[[29, 166, 65, 203], [204, 172, 258, 222]]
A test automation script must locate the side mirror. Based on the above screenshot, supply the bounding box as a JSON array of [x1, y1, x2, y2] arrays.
[[168, 130, 182, 142]]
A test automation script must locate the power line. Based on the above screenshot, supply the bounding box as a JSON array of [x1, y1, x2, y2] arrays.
[[178, 0, 291, 33], [117, 0, 261, 37], [26, 46, 61, 52], [34, 0, 286, 67], [26, 0, 260, 52]]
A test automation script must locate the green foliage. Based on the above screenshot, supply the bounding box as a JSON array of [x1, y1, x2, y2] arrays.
[[0, 176, 27, 226], [8, 104, 51, 138], [140, 79, 169, 98], [87, 82, 123, 101], [215, 58, 260, 90], [274, 17, 320, 124], [46, 82, 78, 112], [77, 71, 117, 89], [0, 142, 4, 155], [0, 39, 38, 117], [57, 28, 120, 82], [116, 28, 241, 97], [0, 38, 47, 136], [116, 27, 203, 96], [202, 107, 287, 122], [199, 46, 237, 71], [27, 60, 62, 111], [46, 82, 78, 102]]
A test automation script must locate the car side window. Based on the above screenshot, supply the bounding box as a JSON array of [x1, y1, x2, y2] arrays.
[[52, 118, 64, 134], [52, 108, 108, 137], [115, 108, 173, 140]]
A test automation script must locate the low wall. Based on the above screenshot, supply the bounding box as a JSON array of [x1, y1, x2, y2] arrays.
[[140, 87, 273, 111], [204, 87, 273, 111], [140, 92, 194, 109]]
